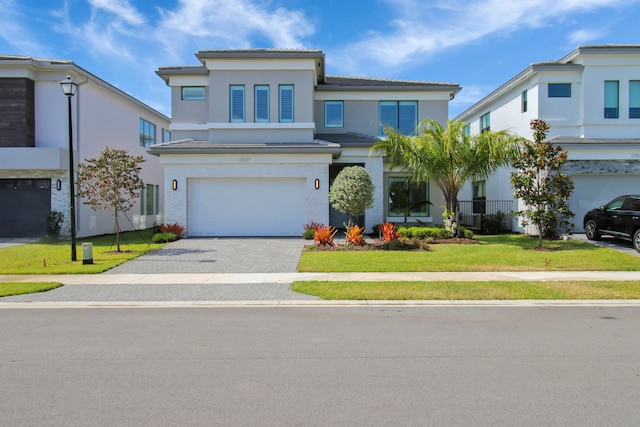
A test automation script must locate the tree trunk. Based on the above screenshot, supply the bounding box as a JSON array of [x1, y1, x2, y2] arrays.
[[445, 194, 459, 237], [114, 206, 121, 252]]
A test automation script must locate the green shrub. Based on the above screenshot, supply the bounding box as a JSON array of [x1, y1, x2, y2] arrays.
[[459, 226, 474, 239], [46, 211, 64, 241], [398, 226, 452, 239], [152, 232, 177, 243], [481, 211, 509, 234], [302, 228, 316, 240]]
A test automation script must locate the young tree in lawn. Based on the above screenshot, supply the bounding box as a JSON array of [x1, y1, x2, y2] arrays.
[[510, 119, 575, 248], [329, 165, 375, 228], [76, 147, 145, 252], [372, 119, 517, 237]]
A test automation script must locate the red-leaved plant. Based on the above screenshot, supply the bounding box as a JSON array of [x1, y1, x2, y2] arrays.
[[160, 222, 186, 239], [346, 224, 366, 246], [314, 225, 337, 246], [380, 222, 399, 242]]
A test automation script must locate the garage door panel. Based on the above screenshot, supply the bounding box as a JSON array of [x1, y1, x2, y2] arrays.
[[571, 175, 640, 232], [188, 178, 305, 236]]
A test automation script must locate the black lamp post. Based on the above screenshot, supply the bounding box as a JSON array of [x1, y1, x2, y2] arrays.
[[60, 76, 78, 261]]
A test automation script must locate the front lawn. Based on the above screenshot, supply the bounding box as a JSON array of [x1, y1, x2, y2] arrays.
[[0, 230, 165, 274], [298, 234, 640, 272], [0, 282, 62, 297], [291, 280, 640, 300]]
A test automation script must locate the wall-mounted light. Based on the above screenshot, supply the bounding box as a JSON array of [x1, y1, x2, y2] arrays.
[[56, 179, 62, 191], [314, 179, 320, 190], [172, 179, 178, 191]]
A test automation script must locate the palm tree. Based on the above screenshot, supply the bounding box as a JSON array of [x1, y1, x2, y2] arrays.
[[372, 119, 518, 236]]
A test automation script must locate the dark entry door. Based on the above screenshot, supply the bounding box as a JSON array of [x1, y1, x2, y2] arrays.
[[329, 164, 365, 230], [0, 179, 51, 237]]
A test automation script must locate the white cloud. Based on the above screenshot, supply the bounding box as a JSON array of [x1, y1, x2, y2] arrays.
[[567, 28, 608, 44], [156, 0, 315, 60], [331, 0, 637, 75], [88, 0, 145, 26], [449, 84, 496, 118], [0, 0, 50, 55]]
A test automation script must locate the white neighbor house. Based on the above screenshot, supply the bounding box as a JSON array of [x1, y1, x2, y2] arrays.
[[456, 45, 640, 233], [0, 55, 170, 238], [152, 49, 460, 237]]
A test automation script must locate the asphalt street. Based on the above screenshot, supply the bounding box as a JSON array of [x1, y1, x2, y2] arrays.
[[2, 306, 639, 426]]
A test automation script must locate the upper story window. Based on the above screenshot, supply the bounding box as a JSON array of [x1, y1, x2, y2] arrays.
[[379, 101, 417, 136], [463, 124, 470, 136], [162, 128, 171, 143], [325, 101, 344, 128], [480, 112, 490, 133], [548, 83, 571, 98], [279, 85, 294, 122], [254, 85, 270, 123], [181, 86, 205, 100], [521, 90, 528, 113], [230, 85, 245, 122], [629, 81, 640, 119], [139, 118, 156, 147], [604, 81, 619, 119]]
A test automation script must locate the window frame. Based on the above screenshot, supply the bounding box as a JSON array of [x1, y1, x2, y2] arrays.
[[387, 176, 430, 219], [480, 112, 490, 133], [230, 85, 245, 123], [378, 101, 418, 136], [604, 80, 619, 119], [254, 85, 270, 123], [139, 118, 156, 147], [324, 101, 344, 128], [548, 83, 571, 98], [629, 80, 640, 119], [521, 90, 528, 113], [279, 84, 294, 123], [181, 86, 205, 101]]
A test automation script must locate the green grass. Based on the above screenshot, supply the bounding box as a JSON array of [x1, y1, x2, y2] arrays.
[[0, 230, 165, 274], [292, 280, 640, 300], [0, 282, 62, 297], [298, 234, 640, 272]]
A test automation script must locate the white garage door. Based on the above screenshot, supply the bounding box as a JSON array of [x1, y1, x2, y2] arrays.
[[571, 174, 640, 232], [188, 178, 306, 236]]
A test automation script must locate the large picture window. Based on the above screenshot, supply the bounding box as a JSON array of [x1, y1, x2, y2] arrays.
[[139, 118, 155, 147], [230, 85, 245, 122], [379, 101, 417, 136], [181, 86, 205, 100], [387, 177, 429, 218]]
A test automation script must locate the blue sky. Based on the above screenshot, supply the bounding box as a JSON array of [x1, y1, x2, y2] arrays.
[[1, 0, 640, 118]]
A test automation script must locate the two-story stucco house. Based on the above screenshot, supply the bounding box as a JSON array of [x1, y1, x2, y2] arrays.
[[456, 45, 640, 233], [0, 55, 170, 238], [151, 49, 460, 237]]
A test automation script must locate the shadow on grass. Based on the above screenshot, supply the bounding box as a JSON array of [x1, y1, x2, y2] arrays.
[[477, 234, 601, 251]]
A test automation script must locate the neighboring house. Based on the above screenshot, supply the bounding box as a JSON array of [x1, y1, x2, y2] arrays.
[[456, 45, 640, 233], [152, 49, 460, 237], [0, 55, 170, 238]]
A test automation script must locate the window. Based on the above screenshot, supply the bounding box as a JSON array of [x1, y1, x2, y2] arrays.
[[378, 101, 418, 136], [279, 85, 294, 122], [162, 129, 171, 143], [472, 180, 486, 214], [325, 101, 343, 127], [181, 86, 205, 100], [254, 85, 270, 122], [604, 81, 619, 119], [521, 90, 528, 113], [387, 177, 429, 218], [230, 85, 245, 122], [141, 184, 159, 215], [463, 124, 470, 136], [480, 112, 490, 133], [630, 81, 640, 118], [548, 83, 571, 98], [139, 118, 156, 147]]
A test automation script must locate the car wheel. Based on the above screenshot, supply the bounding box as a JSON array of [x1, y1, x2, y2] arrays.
[[633, 229, 640, 253], [585, 220, 601, 240]]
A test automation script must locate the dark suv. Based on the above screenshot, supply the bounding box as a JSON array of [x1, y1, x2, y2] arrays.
[[584, 195, 640, 252]]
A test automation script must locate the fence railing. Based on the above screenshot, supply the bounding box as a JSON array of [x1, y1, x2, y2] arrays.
[[457, 200, 514, 232]]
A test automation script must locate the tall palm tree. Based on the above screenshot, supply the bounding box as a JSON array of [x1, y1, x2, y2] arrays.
[[372, 119, 518, 236]]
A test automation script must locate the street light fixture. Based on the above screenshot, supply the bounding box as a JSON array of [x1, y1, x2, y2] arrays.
[[60, 76, 78, 261]]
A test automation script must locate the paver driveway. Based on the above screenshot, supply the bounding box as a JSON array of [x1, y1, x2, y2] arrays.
[[105, 237, 307, 274]]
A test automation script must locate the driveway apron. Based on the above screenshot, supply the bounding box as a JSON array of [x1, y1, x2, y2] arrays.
[[104, 237, 307, 274]]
